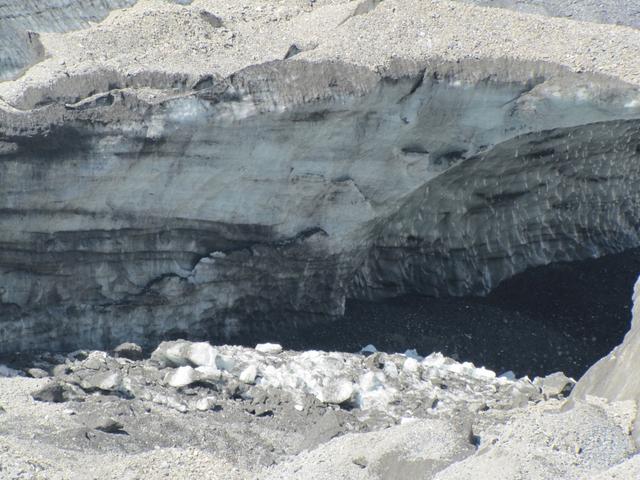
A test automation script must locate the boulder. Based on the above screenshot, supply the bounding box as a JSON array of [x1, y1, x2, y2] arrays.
[[81, 371, 122, 392], [113, 342, 144, 361], [26, 368, 50, 379], [31, 382, 85, 403], [87, 417, 126, 434], [151, 341, 218, 369], [534, 372, 574, 399]]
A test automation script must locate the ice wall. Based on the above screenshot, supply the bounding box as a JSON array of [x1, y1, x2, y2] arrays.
[[2, 58, 640, 352]]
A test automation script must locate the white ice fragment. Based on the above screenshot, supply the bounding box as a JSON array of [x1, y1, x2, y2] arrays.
[[472, 367, 497, 380], [357, 386, 397, 410], [93, 372, 120, 390], [239, 364, 258, 384], [152, 340, 201, 367], [359, 371, 381, 393], [294, 404, 304, 411], [187, 342, 218, 368], [165, 366, 196, 388], [151, 341, 218, 368], [255, 343, 283, 354], [403, 357, 420, 373], [400, 417, 419, 425], [422, 352, 446, 367], [195, 365, 221, 381], [360, 344, 378, 354], [0, 365, 21, 377], [166, 396, 188, 413], [499, 370, 517, 381], [403, 349, 422, 360], [215, 354, 235, 372], [195, 397, 217, 411], [383, 361, 399, 378], [447, 361, 476, 375], [318, 379, 354, 404]]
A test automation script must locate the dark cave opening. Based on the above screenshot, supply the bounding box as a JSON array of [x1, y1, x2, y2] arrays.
[[2, 248, 636, 381], [253, 249, 640, 379]]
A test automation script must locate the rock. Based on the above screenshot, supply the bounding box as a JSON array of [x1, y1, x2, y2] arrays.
[[52, 365, 72, 377], [68, 351, 89, 362], [223, 381, 248, 400], [194, 397, 217, 412], [27, 368, 49, 379], [31, 382, 85, 403], [352, 456, 368, 468], [199, 10, 223, 28], [89, 417, 126, 434], [246, 405, 274, 417], [81, 355, 105, 370], [81, 371, 122, 392], [113, 342, 144, 360], [255, 344, 283, 355], [534, 372, 575, 399]]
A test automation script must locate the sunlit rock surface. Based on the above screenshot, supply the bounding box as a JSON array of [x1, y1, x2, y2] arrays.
[[573, 275, 640, 444], [2, 0, 640, 352]]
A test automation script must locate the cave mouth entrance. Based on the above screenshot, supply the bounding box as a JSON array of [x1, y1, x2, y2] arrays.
[[255, 248, 640, 379]]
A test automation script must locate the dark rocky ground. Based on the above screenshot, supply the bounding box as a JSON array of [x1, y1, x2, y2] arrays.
[[242, 248, 640, 379]]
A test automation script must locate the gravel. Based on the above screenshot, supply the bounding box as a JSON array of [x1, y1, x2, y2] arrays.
[[0, 342, 637, 479], [457, 0, 640, 29], [3, 0, 640, 107]]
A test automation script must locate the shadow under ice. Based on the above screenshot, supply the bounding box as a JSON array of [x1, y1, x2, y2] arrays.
[[256, 249, 640, 379]]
